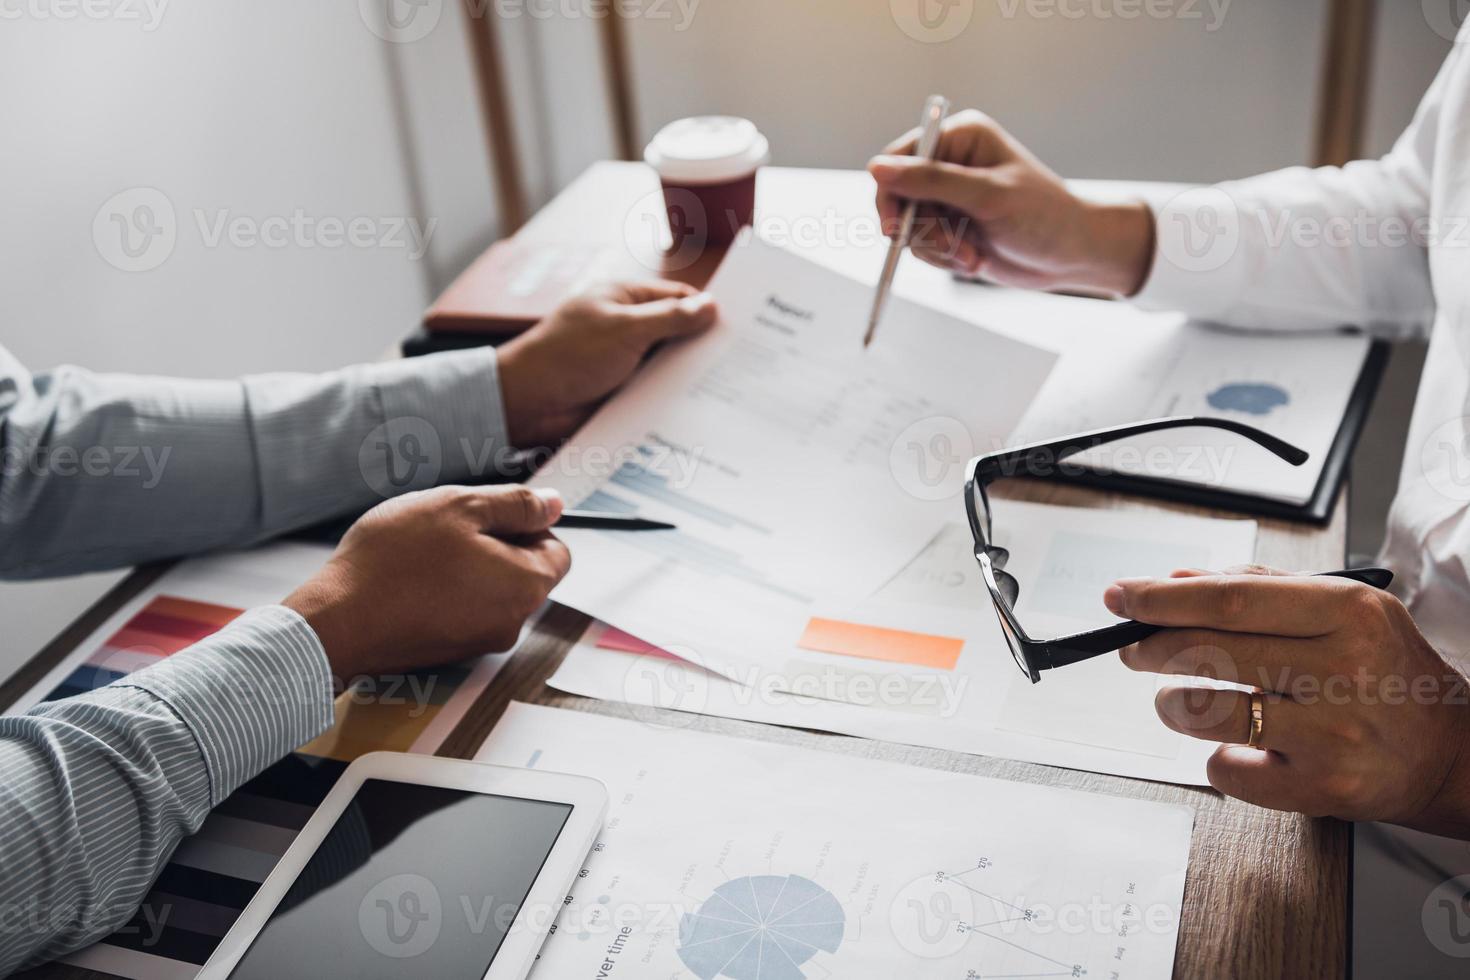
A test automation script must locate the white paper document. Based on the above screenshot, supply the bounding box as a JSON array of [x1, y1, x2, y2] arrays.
[[548, 499, 1257, 785], [532, 236, 1057, 680], [477, 703, 1194, 980], [1007, 316, 1371, 506], [728, 169, 1374, 508]]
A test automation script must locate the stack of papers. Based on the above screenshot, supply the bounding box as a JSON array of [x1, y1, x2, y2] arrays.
[[548, 500, 1256, 785], [531, 237, 1057, 681], [533, 234, 1261, 785], [478, 703, 1194, 980]]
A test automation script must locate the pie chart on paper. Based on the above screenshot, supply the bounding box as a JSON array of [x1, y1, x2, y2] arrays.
[[676, 874, 845, 980], [1205, 381, 1290, 416]]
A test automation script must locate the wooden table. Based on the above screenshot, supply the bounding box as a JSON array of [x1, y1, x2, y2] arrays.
[[1, 164, 1352, 980]]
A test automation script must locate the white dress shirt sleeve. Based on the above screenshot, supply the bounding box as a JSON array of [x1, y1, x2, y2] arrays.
[[1130, 43, 1461, 339]]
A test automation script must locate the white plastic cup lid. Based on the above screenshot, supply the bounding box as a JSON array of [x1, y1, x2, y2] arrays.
[[644, 116, 771, 185]]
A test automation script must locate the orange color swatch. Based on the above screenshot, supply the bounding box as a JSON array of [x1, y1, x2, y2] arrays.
[[797, 618, 964, 671]]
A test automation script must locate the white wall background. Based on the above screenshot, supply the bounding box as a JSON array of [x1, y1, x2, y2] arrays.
[[0, 0, 1460, 681]]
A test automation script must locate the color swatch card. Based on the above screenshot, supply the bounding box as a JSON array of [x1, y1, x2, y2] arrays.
[[12, 543, 512, 980], [477, 703, 1194, 980], [548, 500, 1257, 786]]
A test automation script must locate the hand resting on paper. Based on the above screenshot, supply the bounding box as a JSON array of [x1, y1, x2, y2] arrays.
[[498, 280, 719, 449], [1108, 565, 1470, 837]]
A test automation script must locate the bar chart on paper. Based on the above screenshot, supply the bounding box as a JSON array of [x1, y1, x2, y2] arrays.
[[533, 236, 1057, 680], [575, 443, 810, 603], [477, 705, 1193, 980]]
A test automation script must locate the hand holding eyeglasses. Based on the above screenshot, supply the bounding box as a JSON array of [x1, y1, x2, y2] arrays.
[[1109, 564, 1470, 835], [969, 420, 1470, 834], [966, 415, 1314, 683]]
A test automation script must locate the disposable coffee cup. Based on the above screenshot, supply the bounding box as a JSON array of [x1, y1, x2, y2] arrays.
[[644, 116, 770, 249]]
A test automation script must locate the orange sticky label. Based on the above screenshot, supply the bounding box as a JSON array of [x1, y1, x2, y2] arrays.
[[797, 618, 964, 671]]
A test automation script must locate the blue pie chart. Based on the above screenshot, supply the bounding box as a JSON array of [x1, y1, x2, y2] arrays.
[[1206, 382, 1290, 416], [677, 874, 845, 980]]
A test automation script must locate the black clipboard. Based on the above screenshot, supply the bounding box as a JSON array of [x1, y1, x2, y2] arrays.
[[1030, 340, 1391, 525]]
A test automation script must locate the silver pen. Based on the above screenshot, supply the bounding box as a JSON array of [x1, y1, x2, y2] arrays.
[[864, 94, 951, 348]]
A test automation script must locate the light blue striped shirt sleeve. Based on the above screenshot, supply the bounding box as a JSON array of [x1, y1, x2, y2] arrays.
[[0, 342, 513, 975], [0, 343, 510, 579], [0, 605, 336, 976]]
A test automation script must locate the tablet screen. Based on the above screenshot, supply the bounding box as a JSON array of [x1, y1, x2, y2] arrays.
[[227, 778, 573, 978]]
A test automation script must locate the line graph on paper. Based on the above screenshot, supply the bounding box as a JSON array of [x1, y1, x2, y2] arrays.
[[890, 855, 1153, 980]]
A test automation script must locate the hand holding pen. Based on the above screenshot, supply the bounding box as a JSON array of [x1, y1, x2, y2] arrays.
[[864, 94, 950, 348]]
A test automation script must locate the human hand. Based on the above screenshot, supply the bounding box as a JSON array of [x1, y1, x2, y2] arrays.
[[497, 281, 719, 448], [1107, 565, 1470, 836], [283, 485, 571, 678], [868, 109, 1155, 296]]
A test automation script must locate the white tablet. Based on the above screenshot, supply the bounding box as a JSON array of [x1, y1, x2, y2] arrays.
[[197, 751, 607, 980]]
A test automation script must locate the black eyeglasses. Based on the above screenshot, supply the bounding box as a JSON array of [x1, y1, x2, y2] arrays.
[[964, 416, 1394, 684]]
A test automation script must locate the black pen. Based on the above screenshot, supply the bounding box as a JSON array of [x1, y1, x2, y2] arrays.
[[555, 511, 677, 531]]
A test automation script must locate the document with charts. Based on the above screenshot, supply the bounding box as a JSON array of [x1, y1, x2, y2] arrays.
[[768, 171, 1375, 509], [548, 500, 1257, 786], [1007, 318, 1371, 506], [478, 703, 1194, 980], [531, 236, 1057, 681]]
